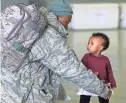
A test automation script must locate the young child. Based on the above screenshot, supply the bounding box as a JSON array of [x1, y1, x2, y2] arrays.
[[77, 33, 117, 103]]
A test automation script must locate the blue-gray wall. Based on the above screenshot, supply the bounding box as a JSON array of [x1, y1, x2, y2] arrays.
[[1, 0, 50, 11], [1, 0, 126, 11], [1, 0, 29, 11], [69, 0, 126, 3]]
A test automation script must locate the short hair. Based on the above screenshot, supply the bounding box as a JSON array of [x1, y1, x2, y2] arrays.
[[92, 32, 110, 51]]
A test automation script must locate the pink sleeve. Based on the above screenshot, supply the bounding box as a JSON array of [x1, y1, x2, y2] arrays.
[[81, 54, 88, 67], [106, 58, 117, 88]]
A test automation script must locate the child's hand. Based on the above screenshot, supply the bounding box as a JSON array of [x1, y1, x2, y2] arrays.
[[107, 83, 114, 95], [105, 89, 112, 99], [111, 87, 116, 89], [94, 72, 99, 76], [107, 83, 111, 88]]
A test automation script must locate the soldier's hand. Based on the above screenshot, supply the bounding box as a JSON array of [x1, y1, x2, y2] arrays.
[[105, 89, 112, 99]]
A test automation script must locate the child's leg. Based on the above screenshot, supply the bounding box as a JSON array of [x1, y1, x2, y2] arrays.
[[98, 96, 109, 103], [79, 95, 91, 103]]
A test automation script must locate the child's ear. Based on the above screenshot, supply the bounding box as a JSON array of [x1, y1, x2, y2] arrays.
[[99, 46, 104, 51]]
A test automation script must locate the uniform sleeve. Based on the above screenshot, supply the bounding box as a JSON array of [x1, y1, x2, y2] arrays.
[[106, 58, 117, 88], [32, 28, 110, 98]]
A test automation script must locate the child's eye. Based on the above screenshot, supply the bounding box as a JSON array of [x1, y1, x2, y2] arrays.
[[91, 43, 94, 45]]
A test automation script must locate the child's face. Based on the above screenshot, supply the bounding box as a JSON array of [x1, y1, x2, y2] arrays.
[[87, 36, 104, 55]]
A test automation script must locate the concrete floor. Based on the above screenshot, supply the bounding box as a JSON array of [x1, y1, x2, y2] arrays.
[[56, 29, 126, 103]]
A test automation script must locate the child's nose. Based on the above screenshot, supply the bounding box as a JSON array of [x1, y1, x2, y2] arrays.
[[88, 44, 91, 48]]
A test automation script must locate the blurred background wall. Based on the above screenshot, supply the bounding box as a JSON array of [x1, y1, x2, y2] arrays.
[[2, 0, 126, 10], [69, 0, 126, 3], [1, 0, 126, 103]]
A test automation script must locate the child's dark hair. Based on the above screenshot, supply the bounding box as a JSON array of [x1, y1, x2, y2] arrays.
[[92, 32, 110, 51]]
